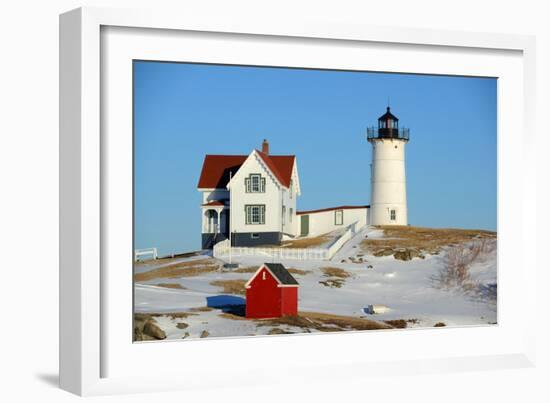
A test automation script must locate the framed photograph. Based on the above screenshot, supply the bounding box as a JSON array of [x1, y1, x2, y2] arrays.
[[60, 7, 537, 396]]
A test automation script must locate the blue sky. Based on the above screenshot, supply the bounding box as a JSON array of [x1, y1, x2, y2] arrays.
[[134, 61, 497, 256]]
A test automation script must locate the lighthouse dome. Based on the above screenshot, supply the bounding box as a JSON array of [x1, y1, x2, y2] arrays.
[[378, 107, 399, 129], [367, 106, 409, 141]]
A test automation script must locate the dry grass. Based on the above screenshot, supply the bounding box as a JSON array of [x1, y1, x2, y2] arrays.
[[189, 306, 214, 312], [134, 259, 219, 282], [281, 234, 332, 248], [319, 267, 351, 288], [287, 268, 312, 276], [218, 312, 248, 321], [362, 226, 496, 257], [321, 267, 351, 279], [233, 266, 260, 273], [256, 311, 392, 332], [302, 311, 392, 331], [210, 279, 247, 295], [137, 312, 198, 320], [319, 279, 345, 288], [384, 319, 408, 328], [154, 283, 186, 289]]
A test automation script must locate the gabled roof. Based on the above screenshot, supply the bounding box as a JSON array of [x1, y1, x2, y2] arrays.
[[197, 151, 296, 189], [245, 263, 299, 288], [255, 151, 295, 188], [264, 263, 299, 285], [197, 155, 247, 189]]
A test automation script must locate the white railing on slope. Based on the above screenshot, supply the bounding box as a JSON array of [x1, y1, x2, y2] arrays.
[[134, 247, 158, 261], [213, 222, 362, 261]]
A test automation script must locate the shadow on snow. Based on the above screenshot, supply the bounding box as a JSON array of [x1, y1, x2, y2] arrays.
[[206, 295, 246, 317]]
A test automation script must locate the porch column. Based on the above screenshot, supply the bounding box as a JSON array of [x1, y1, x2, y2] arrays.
[[216, 210, 221, 234]]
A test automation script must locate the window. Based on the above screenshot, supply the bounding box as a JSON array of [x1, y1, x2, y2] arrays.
[[251, 233, 259, 239], [282, 206, 286, 225], [289, 208, 293, 223], [289, 180, 293, 199], [390, 209, 396, 221], [245, 205, 265, 225], [245, 174, 265, 193], [262, 271, 266, 280], [335, 209, 343, 225]]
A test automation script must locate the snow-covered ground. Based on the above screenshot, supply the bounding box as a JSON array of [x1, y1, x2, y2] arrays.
[[134, 227, 497, 340]]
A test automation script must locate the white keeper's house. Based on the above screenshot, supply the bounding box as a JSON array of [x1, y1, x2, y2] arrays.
[[197, 107, 410, 249]]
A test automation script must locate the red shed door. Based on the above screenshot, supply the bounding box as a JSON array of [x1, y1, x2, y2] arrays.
[[246, 267, 282, 318]]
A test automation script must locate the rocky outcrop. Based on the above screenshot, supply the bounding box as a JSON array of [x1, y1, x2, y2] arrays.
[[134, 314, 167, 341]]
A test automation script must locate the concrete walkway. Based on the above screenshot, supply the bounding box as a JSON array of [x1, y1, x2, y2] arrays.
[[330, 225, 375, 262]]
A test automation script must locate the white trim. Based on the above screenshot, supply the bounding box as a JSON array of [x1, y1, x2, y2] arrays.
[[244, 264, 284, 288], [228, 150, 289, 190]]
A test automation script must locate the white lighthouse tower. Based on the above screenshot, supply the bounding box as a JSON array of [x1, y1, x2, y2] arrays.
[[367, 107, 410, 226]]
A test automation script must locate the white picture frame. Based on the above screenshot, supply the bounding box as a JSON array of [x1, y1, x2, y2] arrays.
[[59, 6, 537, 396]]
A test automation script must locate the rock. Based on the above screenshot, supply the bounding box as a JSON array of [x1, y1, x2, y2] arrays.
[[200, 330, 210, 338], [143, 320, 166, 340], [394, 250, 413, 261], [367, 265, 373, 269], [134, 330, 156, 341], [434, 322, 446, 327], [393, 248, 422, 261], [373, 249, 394, 257], [341, 259, 346, 263], [182, 332, 190, 339], [176, 322, 189, 329], [268, 328, 293, 335], [364, 304, 390, 314]]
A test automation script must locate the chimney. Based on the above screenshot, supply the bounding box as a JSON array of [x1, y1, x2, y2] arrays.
[[261, 139, 269, 155]]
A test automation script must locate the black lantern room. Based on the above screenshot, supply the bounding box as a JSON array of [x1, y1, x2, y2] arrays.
[[367, 106, 410, 142]]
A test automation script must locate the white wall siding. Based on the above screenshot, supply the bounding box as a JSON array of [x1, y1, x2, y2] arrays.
[[300, 207, 368, 237], [370, 139, 408, 225], [281, 186, 298, 236], [228, 152, 283, 234]]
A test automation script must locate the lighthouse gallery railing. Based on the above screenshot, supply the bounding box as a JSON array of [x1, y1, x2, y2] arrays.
[[366, 127, 410, 141]]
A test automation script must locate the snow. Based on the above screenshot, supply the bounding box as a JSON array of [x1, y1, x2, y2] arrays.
[[134, 227, 497, 340]]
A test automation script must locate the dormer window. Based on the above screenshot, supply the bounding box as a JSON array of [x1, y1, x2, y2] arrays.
[[245, 174, 266, 193]]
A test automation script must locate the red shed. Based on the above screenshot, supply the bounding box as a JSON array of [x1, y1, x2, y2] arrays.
[[245, 263, 299, 319]]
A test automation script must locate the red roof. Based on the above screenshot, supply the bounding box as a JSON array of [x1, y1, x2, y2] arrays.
[[197, 155, 247, 189], [197, 152, 295, 189], [255, 151, 295, 188], [296, 205, 370, 215], [201, 200, 225, 207]]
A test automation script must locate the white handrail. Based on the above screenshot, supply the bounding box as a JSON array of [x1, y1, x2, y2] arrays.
[[134, 247, 158, 261], [213, 222, 362, 261]]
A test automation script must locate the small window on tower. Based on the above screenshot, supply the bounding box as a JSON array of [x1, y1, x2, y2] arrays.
[[390, 209, 396, 221], [262, 271, 266, 280]]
